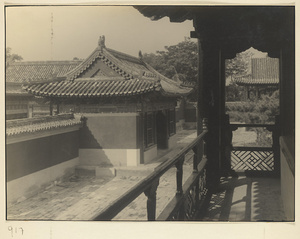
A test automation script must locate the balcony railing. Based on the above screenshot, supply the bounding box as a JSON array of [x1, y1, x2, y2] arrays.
[[230, 121, 280, 175], [93, 120, 209, 221]]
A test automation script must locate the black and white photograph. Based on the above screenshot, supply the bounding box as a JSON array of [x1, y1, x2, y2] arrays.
[[2, 1, 297, 238]]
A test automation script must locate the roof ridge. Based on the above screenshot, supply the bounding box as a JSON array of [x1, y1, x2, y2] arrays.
[[75, 77, 126, 82], [9, 60, 82, 65], [106, 48, 143, 64], [65, 48, 102, 80]]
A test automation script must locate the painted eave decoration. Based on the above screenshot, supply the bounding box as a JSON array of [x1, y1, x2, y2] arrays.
[[23, 36, 193, 98]]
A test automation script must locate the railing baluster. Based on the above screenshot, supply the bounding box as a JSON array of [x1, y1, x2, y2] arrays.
[[192, 146, 198, 172], [144, 179, 159, 221], [175, 156, 184, 195], [93, 130, 208, 221]]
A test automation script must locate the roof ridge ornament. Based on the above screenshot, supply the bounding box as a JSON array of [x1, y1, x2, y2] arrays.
[[98, 35, 106, 51], [138, 50, 143, 60]]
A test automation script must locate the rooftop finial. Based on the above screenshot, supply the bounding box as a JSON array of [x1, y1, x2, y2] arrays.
[[139, 50, 143, 60], [98, 35, 105, 50]]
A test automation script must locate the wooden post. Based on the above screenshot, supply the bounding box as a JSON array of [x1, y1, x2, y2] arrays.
[[50, 101, 53, 116], [27, 102, 33, 118], [144, 179, 159, 221], [192, 146, 198, 172], [56, 103, 60, 115], [139, 101, 145, 164], [175, 156, 184, 195]]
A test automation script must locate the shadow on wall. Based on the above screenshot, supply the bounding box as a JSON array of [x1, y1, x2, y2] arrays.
[[78, 117, 114, 167], [79, 117, 102, 149]]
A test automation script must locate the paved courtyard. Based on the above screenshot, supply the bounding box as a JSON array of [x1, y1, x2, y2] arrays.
[[7, 129, 196, 221], [201, 174, 286, 221], [7, 128, 286, 221]]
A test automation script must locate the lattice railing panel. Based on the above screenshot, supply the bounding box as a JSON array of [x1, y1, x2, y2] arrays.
[[231, 148, 274, 171]]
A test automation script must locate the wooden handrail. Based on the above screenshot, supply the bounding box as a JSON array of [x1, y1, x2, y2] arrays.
[[157, 156, 207, 220], [230, 123, 275, 128], [93, 129, 208, 221], [232, 146, 273, 151]]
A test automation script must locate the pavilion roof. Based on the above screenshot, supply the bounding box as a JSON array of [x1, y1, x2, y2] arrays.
[[234, 58, 279, 86], [24, 36, 193, 98]]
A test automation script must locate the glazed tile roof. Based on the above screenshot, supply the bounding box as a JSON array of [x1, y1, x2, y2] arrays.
[[6, 114, 82, 136], [24, 37, 193, 98], [6, 61, 82, 96], [6, 61, 82, 83], [24, 78, 160, 98], [235, 58, 279, 85]]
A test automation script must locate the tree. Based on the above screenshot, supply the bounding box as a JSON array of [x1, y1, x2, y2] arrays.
[[226, 82, 244, 102], [226, 90, 279, 146], [6, 47, 23, 67], [225, 49, 255, 82], [143, 37, 198, 84]]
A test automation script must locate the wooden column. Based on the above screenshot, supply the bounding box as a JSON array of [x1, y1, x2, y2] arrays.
[[139, 100, 145, 164], [50, 100, 53, 116], [27, 102, 33, 118], [56, 103, 60, 115], [195, 36, 222, 189]]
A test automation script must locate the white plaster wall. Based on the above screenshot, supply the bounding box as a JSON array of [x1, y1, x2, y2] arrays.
[[280, 151, 295, 221], [79, 149, 127, 167], [144, 146, 158, 164], [7, 157, 79, 204]]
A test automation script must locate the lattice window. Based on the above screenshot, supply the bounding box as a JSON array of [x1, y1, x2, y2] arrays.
[[144, 112, 155, 148], [231, 149, 274, 171]]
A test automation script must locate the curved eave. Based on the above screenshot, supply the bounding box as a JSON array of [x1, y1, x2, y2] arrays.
[[23, 79, 160, 99]]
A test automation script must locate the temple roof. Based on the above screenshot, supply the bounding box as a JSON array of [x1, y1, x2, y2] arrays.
[[6, 61, 82, 83], [6, 61, 81, 96], [24, 36, 193, 98], [234, 58, 279, 85]]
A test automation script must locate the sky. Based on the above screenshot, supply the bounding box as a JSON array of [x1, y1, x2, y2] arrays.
[[5, 6, 195, 61]]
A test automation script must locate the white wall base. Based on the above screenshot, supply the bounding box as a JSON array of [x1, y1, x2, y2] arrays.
[[280, 152, 295, 220], [79, 148, 140, 167], [127, 149, 140, 166], [7, 157, 79, 205]]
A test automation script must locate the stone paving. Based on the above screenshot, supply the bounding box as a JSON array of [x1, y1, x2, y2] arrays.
[[201, 173, 286, 221], [7, 129, 196, 221], [7, 128, 287, 221]]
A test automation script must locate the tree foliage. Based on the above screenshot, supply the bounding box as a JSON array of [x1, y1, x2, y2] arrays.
[[225, 49, 255, 80], [226, 90, 279, 146], [143, 37, 198, 84], [6, 47, 23, 67], [226, 90, 279, 124], [226, 82, 244, 102]]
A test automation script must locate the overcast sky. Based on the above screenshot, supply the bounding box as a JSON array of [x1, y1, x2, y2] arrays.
[[5, 6, 195, 61]]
